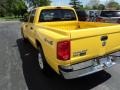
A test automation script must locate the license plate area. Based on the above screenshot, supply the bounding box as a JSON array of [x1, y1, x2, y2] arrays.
[[72, 60, 93, 70], [99, 57, 111, 64], [98, 56, 115, 68]]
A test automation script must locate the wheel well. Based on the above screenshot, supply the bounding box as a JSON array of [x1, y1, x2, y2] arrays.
[[36, 40, 59, 74], [36, 40, 42, 49]]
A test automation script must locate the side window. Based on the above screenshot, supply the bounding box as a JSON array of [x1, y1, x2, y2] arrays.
[[29, 10, 36, 23], [39, 10, 57, 22]]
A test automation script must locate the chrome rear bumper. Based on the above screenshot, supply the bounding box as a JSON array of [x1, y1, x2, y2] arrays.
[[59, 56, 116, 79]]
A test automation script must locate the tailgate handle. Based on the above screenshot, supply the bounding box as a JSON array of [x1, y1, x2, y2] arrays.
[[101, 36, 108, 41]]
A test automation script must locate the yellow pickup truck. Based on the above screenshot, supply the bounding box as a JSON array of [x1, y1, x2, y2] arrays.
[[21, 6, 120, 79]]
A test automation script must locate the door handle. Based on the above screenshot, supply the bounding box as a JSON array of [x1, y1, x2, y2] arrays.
[[25, 25, 28, 27], [101, 35, 108, 41], [30, 27, 33, 30]]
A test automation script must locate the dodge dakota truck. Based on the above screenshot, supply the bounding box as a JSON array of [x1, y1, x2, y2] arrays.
[[21, 6, 120, 79]]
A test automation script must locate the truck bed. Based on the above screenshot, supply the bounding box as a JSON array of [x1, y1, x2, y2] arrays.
[[39, 21, 115, 30], [38, 21, 120, 64]]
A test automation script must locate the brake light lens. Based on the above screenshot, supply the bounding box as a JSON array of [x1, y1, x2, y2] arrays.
[[57, 40, 70, 61]]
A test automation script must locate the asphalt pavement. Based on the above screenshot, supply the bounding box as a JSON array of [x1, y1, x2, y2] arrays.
[[0, 21, 120, 90]]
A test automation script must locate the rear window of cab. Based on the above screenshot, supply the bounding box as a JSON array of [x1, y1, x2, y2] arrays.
[[39, 9, 77, 22]]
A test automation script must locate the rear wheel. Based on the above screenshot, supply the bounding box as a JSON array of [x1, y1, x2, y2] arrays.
[[37, 43, 61, 78], [38, 51, 44, 69]]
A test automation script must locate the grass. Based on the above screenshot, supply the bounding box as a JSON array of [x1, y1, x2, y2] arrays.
[[0, 16, 21, 21]]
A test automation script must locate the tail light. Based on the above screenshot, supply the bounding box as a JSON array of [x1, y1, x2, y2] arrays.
[[96, 17, 105, 22], [57, 40, 70, 61]]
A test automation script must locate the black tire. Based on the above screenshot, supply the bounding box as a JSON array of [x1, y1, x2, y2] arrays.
[[37, 45, 51, 74]]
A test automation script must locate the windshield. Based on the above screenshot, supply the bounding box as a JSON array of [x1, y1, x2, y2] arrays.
[[39, 9, 76, 22], [100, 11, 120, 17]]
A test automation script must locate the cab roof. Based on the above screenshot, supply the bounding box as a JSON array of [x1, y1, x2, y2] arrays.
[[36, 6, 74, 10]]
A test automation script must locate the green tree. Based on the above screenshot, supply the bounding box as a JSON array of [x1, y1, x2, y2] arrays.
[[0, 7, 6, 17], [27, 0, 51, 7], [69, 0, 83, 9], [98, 4, 105, 10], [0, 0, 27, 17], [107, 1, 120, 10], [88, 0, 100, 8], [16, 0, 27, 17], [92, 5, 98, 10], [7, 0, 15, 16], [0, 0, 8, 17], [8, 0, 27, 17], [84, 5, 92, 10]]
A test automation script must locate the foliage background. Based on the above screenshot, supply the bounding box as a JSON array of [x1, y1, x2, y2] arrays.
[[0, 0, 120, 18]]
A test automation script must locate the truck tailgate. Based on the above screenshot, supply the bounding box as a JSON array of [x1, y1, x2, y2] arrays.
[[70, 25, 120, 64]]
